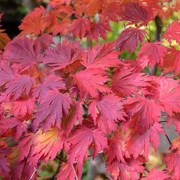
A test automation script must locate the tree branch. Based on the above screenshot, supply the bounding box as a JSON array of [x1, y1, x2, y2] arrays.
[[149, 15, 163, 75], [154, 15, 163, 41]]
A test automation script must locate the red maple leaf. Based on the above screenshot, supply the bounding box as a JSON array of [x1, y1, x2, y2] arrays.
[[0, 14, 10, 49], [0, 118, 27, 140], [51, 4, 73, 19], [163, 21, 180, 43], [74, 68, 110, 97], [64, 101, 84, 134], [0, 142, 10, 178], [89, 94, 126, 133], [0, 30, 10, 50], [49, 19, 71, 36], [33, 34, 53, 53], [32, 90, 71, 131], [43, 43, 80, 70], [33, 74, 66, 101], [100, 1, 121, 23], [155, 77, 180, 115], [142, 168, 169, 180], [17, 132, 35, 162], [163, 47, 180, 75], [124, 96, 162, 134], [112, 68, 150, 97], [70, 18, 91, 38], [66, 125, 107, 178], [0, 64, 14, 87], [81, 44, 120, 69], [126, 123, 164, 159], [57, 163, 77, 180], [4, 37, 43, 70], [74, 0, 101, 17], [11, 97, 34, 119], [19, 6, 49, 35], [13, 129, 64, 179], [107, 159, 144, 180], [32, 129, 65, 162], [164, 137, 180, 180], [17, 129, 64, 162], [115, 27, 146, 53], [5, 75, 35, 100], [87, 21, 110, 41], [106, 128, 130, 164], [50, 0, 71, 7], [120, 2, 154, 24], [138, 42, 167, 67]]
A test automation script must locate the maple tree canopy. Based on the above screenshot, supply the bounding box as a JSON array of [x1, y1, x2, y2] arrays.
[[0, 0, 180, 179]]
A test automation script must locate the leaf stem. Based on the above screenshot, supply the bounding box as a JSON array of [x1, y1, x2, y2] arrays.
[[165, 133, 172, 146], [72, 164, 79, 180], [56, 156, 67, 163], [29, 168, 37, 180], [159, 120, 167, 123]]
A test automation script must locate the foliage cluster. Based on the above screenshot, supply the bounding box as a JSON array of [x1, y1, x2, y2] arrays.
[[0, 0, 180, 179]]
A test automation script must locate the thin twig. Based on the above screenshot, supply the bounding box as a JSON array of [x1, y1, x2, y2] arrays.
[[72, 164, 79, 180], [165, 133, 172, 146], [56, 156, 67, 163], [100, 153, 106, 163], [145, 168, 150, 172], [159, 120, 167, 123], [29, 168, 37, 180]]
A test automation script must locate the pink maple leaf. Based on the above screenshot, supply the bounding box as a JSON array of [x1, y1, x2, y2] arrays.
[[120, 2, 153, 24], [126, 123, 164, 159], [12, 97, 34, 119], [81, 44, 120, 69], [138, 42, 167, 67], [106, 129, 130, 164], [33, 74, 66, 101], [57, 163, 77, 180], [112, 69, 150, 97], [0, 118, 27, 140], [64, 101, 84, 135], [74, 68, 110, 98], [43, 43, 80, 70], [32, 90, 71, 131], [0, 142, 10, 178], [155, 77, 180, 115], [124, 96, 162, 134], [107, 159, 144, 180], [0, 64, 14, 87], [70, 18, 91, 38], [87, 21, 110, 41], [115, 27, 146, 53], [89, 94, 126, 133], [164, 137, 180, 180], [5, 75, 35, 100], [163, 21, 180, 43], [163, 47, 180, 75], [4, 37, 42, 70], [142, 168, 169, 180], [66, 126, 107, 178]]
